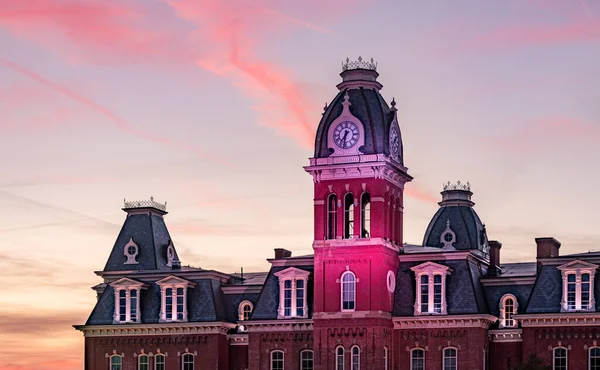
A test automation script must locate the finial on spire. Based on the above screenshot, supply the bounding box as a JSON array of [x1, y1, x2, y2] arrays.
[[341, 92, 352, 109], [341, 56, 377, 71]]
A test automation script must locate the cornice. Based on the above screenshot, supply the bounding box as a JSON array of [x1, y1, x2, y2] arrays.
[[488, 329, 523, 342], [392, 314, 497, 329], [95, 270, 234, 283], [313, 310, 391, 320], [514, 312, 600, 327], [73, 322, 236, 337], [228, 334, 248, 346], [242, 319, 313, 333], [221, 285, 263, 295], [313, 237, 400, 253], [268, 258, 314, 267], [480, 276, 536, 286]]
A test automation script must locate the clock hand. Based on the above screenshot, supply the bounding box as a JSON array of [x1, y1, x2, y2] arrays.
[[341, 130, 349, 148]]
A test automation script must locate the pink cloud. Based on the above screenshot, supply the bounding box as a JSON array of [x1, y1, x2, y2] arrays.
[[404, 185, 439, 205]]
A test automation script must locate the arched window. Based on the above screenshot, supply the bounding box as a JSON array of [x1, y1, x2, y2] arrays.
[[389, 195, 395, 243], [300, 350, 314, 370], [499, 294, 518, 328], [182, 353, 194, 370], [341, 271, 356, 311], [138, 354, 149, 370], [238, 300, 253, 321], [351, 346, 360, 370], [336, 347, 344, 370], [554, 347, 567, 370], [271, 350, 284, 370], [590, 347, 600, 370], [344, 193, 355, 239], [443, 347, 457, 370], [327, 194, 337, 240], [110, 355, 122, 370], [360, 192, 370, 238], [395, 199, 401, 244], [155, 354, 165, 370], [411, 348, 425, 370]]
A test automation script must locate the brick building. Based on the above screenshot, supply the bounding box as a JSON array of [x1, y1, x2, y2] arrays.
[[75, 59, 600, 370]]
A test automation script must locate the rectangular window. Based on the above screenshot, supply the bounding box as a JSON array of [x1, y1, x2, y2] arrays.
[[590, 348, 600, 370], [420, 275, 429, 313], [111, 356, 122, 370], [296, 280, 305, 317], [130, 289, 137, 322], [411, 349, 424, 370], [155, 355, 165, 370], [165, 288, 173, 319], [119, 290, 127, 322], [336, 348, 344, 370], [271, 351, 284, 370], [284, 280, 292, 317], [567, 274, 576, 310], [582, 273, 591, 309], [176, 287, 185, 320], [433, 275, 442, 313], [183, 354, 194, 370], [300, 350, 313, 370], [443, 348, 457, 370], [553, 347, 567, 370], [138, 355, 149, 370]]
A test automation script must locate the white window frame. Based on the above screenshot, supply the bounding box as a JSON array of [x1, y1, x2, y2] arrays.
[[443, 347, 457, 370], [274, 267, 309, 319], [138, 354, 149, 370], [384, 347, 389, 370], [300, 350, 314, 370], [410, 348, 425, 370], [553, 346, 568, 370], [271, 350, 284, 370], [351, 345, 360, 370], [590, 347, 600, 370], [154, 354, 166, 370], [341, 270, 357, 312], [360, 192, 371, 238], [238, 300, 254, 321], [110, 355, 123, 370], [410, 261, 451, 315], [182, 353, 194, 370], [110, 277, 148, 324], [336, 346, 344, 370], [499, 293, 519, 328], [558, 260, 598, 312], [156, 275, 196, 323]]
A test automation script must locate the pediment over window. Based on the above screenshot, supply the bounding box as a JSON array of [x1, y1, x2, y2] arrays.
[[109, 277, 149, 289], [274, 267, 311, 279], [410, 261, 452, 275], [558, 260, 599, 271], [156, 275, 196, 288]]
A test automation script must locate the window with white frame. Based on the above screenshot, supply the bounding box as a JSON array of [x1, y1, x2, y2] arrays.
[[274, 267, 309, 319], [110, 355, 122, 370], [360, 192, 370, 238], [499, 294, 518, 328], [411, 262, 450, 315], [554, 347, 567, 370], [344, 193, 355, 239], [155, 354, 165, 370], [351, 346, 360, 370], [443, 348, 457, 370], [590, 347, 600, 370], [110, 278, 147, 324], [238, 300, 253, 321], [157, 275, 195, 322], [336, 347, 344, 370], [327, 194, 337, 240], [271, 350, 284, 370], [300, 350, 313, 370], [384, 347, 389, 370], [558, 260, 598, 312], [411, 348, 425, 370], [138, 354, 149, 370], [341, 271, 356, 311]]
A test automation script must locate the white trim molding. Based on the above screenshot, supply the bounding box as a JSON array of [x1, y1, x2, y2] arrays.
[[410, 261, 452, 315], [110, 277, 149, 324], [488, 329, 523, 342], [515, 312, 600, 327], [393, 314, 497, 329], [274, 267, 310, 319], [73, 322, 235, 337], [228, 334, 249, 346], [557, 260, 598, 312], [499, 293, 519, 329], [242, 319, 313, 333], [156, 275, 196, 323]]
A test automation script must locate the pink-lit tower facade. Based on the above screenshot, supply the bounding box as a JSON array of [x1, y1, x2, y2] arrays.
[[305, 58, 412, 370]]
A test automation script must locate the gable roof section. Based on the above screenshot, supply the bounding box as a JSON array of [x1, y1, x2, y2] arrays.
[[557, 259, 599, 271]]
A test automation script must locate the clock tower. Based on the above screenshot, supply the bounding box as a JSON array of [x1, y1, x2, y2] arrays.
[[305, 58, 412, 370]]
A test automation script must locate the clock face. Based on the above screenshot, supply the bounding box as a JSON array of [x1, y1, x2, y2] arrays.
[[333, 121, 359, 149], [390, 126, 399, 157]]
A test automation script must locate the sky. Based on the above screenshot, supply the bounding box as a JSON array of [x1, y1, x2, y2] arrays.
[[0, 0, 599, 368]]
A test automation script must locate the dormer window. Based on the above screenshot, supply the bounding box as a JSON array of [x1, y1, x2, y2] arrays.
[[238, 300, 253, 321], [274, 267, 310, 319], [558, 260, 598, 312], [156, 275, 196, 322], [411, 262, 451, 315], [110, 277, 148, 324], [499, 294, 518, 328], [123, 237, 139, 265], [344, 193, 355, 239]]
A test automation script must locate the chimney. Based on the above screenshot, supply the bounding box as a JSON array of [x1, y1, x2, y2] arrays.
[[488, 240, 502, 277], [535, 237, 561, 259], [274, 248, 292, 259]]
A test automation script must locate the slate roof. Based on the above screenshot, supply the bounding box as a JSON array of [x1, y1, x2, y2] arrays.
[[499, 262, 537, 277], [422, 204, 488, 254], [314, 88, 398, 162]]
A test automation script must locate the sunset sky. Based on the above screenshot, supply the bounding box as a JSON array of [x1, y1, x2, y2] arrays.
[[1, 0, 600, 368]]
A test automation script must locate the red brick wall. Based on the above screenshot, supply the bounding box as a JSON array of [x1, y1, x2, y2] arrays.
[[229, 345, 248, 370], [84, 334, 228, 370], [394, 327, 487, 370], [247, 332, 313, 370], [489, 341, 522, 370]]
